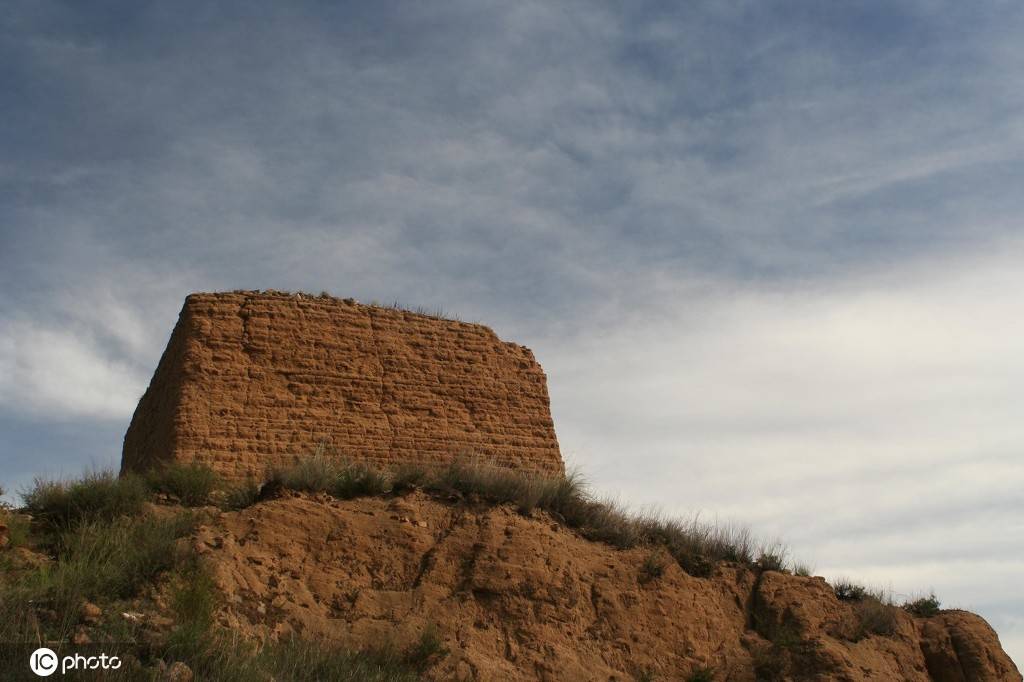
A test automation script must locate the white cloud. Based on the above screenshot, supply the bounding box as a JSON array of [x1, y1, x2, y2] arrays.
[[0, 320, 146, 420], [542, 239, 1024, 664]]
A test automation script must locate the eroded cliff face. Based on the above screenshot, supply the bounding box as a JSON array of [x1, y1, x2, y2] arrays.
[[192, 492, 1021, 682], [122, 292, 563, 481]]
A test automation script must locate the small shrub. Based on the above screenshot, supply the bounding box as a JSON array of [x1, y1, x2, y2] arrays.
[[435, 460, 546, 511], [259, 638, 419, 682], [634, 514, 755, 578], [404, 624, 449, 671], [751, 645, 788, 681], [0, 511, 197, 647], [48, 512, 196, 608], [332, 463, 390, 499], [1, 510, 31, 549], [171, 563, 219, 629], [275, 454, 338, 493], [221, 479, 263, 510], [687, 666, 716, 682], [852, 597, 898, 639], [570, 499, 641, 548], [272, 454, 390, 500], [164, 559, 222, 665], [639, 551, 667, 584], [756, 550, 787, 573], [391, 465, 429, 491], [634, 668, 656, 682], [903, 593, 941, 618], [22, 471, 149, 530], [832, 580, 868, 602], [164, 625, 422, 681], [146, 462, 220, 506], [792, 562, 813, 577]]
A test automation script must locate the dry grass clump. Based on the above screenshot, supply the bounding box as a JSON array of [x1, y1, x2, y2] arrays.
[[433, 460, 582, 514], [1, 488, 31, 549], [260, 455, 771, 578], [0, 512, 197, 650], [903, 593, 941, 617], [12, 457, 785, 581], [221, 479, 263, 510], [269, 454, 390, 499], [427, 460, 766, 576], [145, 462, 220, 506], [639, 550, 668, 584], [686, 667, 716, 682], [829, 579, 900, 640], [792, 562, 813, 577], [852, 598, 898, 639], [22, 470, 149, 530]]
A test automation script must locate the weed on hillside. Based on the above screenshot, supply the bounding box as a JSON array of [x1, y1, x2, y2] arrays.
[[828, 580, 900, 640], [903, 593, 942, 618], [2, 468, 429, 680], [145, 462, 220, 506], [255, 455, 780, 578], [22, 470, 148, 530]]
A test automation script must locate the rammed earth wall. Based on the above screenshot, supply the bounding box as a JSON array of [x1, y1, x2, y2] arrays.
[[122, 292, 563, 481]]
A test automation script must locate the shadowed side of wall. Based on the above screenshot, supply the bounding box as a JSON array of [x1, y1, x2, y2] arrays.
[[122, 291, 563, 481]]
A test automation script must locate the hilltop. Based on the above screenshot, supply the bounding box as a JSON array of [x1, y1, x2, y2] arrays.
[[1, 460, 1019, 681]]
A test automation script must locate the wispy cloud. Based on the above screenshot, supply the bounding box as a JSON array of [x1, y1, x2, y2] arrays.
[[543, 239, 1024, 660], [0, 320, 144, 419]]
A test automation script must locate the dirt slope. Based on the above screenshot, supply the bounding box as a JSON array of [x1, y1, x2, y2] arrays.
[[191, 491, 1020, 681]]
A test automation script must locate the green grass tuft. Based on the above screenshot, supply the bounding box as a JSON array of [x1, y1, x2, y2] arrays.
[[48, 513, 195, 608], [21, 470, 149, 530], [331, 462, 391, 499], [270, 455, 391, 499], [792, 562, 813, 577], [403, 624, 449, 671], [221, 479, 264, 510], [1, 509, 31, 549], [391, 464, 430, 491], [257, 638, 420, 682], [146, 462, 220, 506], [274, 454, 339, 493], [756, 550, 787, 573], [687, 666, 716, 682], [852, 597, 898, 639], [639, 550, 667, 584], [832, 580, 869, 602], [0, 511, 197, 650], [903, 593, 941, 618]]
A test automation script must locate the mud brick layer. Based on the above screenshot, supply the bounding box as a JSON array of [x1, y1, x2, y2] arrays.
[[122, 292, 563, 482]]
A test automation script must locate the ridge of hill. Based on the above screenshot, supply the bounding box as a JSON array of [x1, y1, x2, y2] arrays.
[[2, 462, 1019, 681]]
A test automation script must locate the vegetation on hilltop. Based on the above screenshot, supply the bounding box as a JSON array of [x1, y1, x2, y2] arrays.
[[0, 459, 958, 680]]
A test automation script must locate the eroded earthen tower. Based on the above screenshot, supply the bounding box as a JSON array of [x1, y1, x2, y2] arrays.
[[122, 291, 563, 481]]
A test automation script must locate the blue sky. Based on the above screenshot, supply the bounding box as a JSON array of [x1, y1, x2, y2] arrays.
[[2, 0, 1023, 666]]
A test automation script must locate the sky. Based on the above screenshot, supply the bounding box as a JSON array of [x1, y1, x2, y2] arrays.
[[1, 0, 1022, 667]]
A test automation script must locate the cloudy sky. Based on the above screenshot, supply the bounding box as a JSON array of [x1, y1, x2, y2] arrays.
[[2, 0, 1023, 666]]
